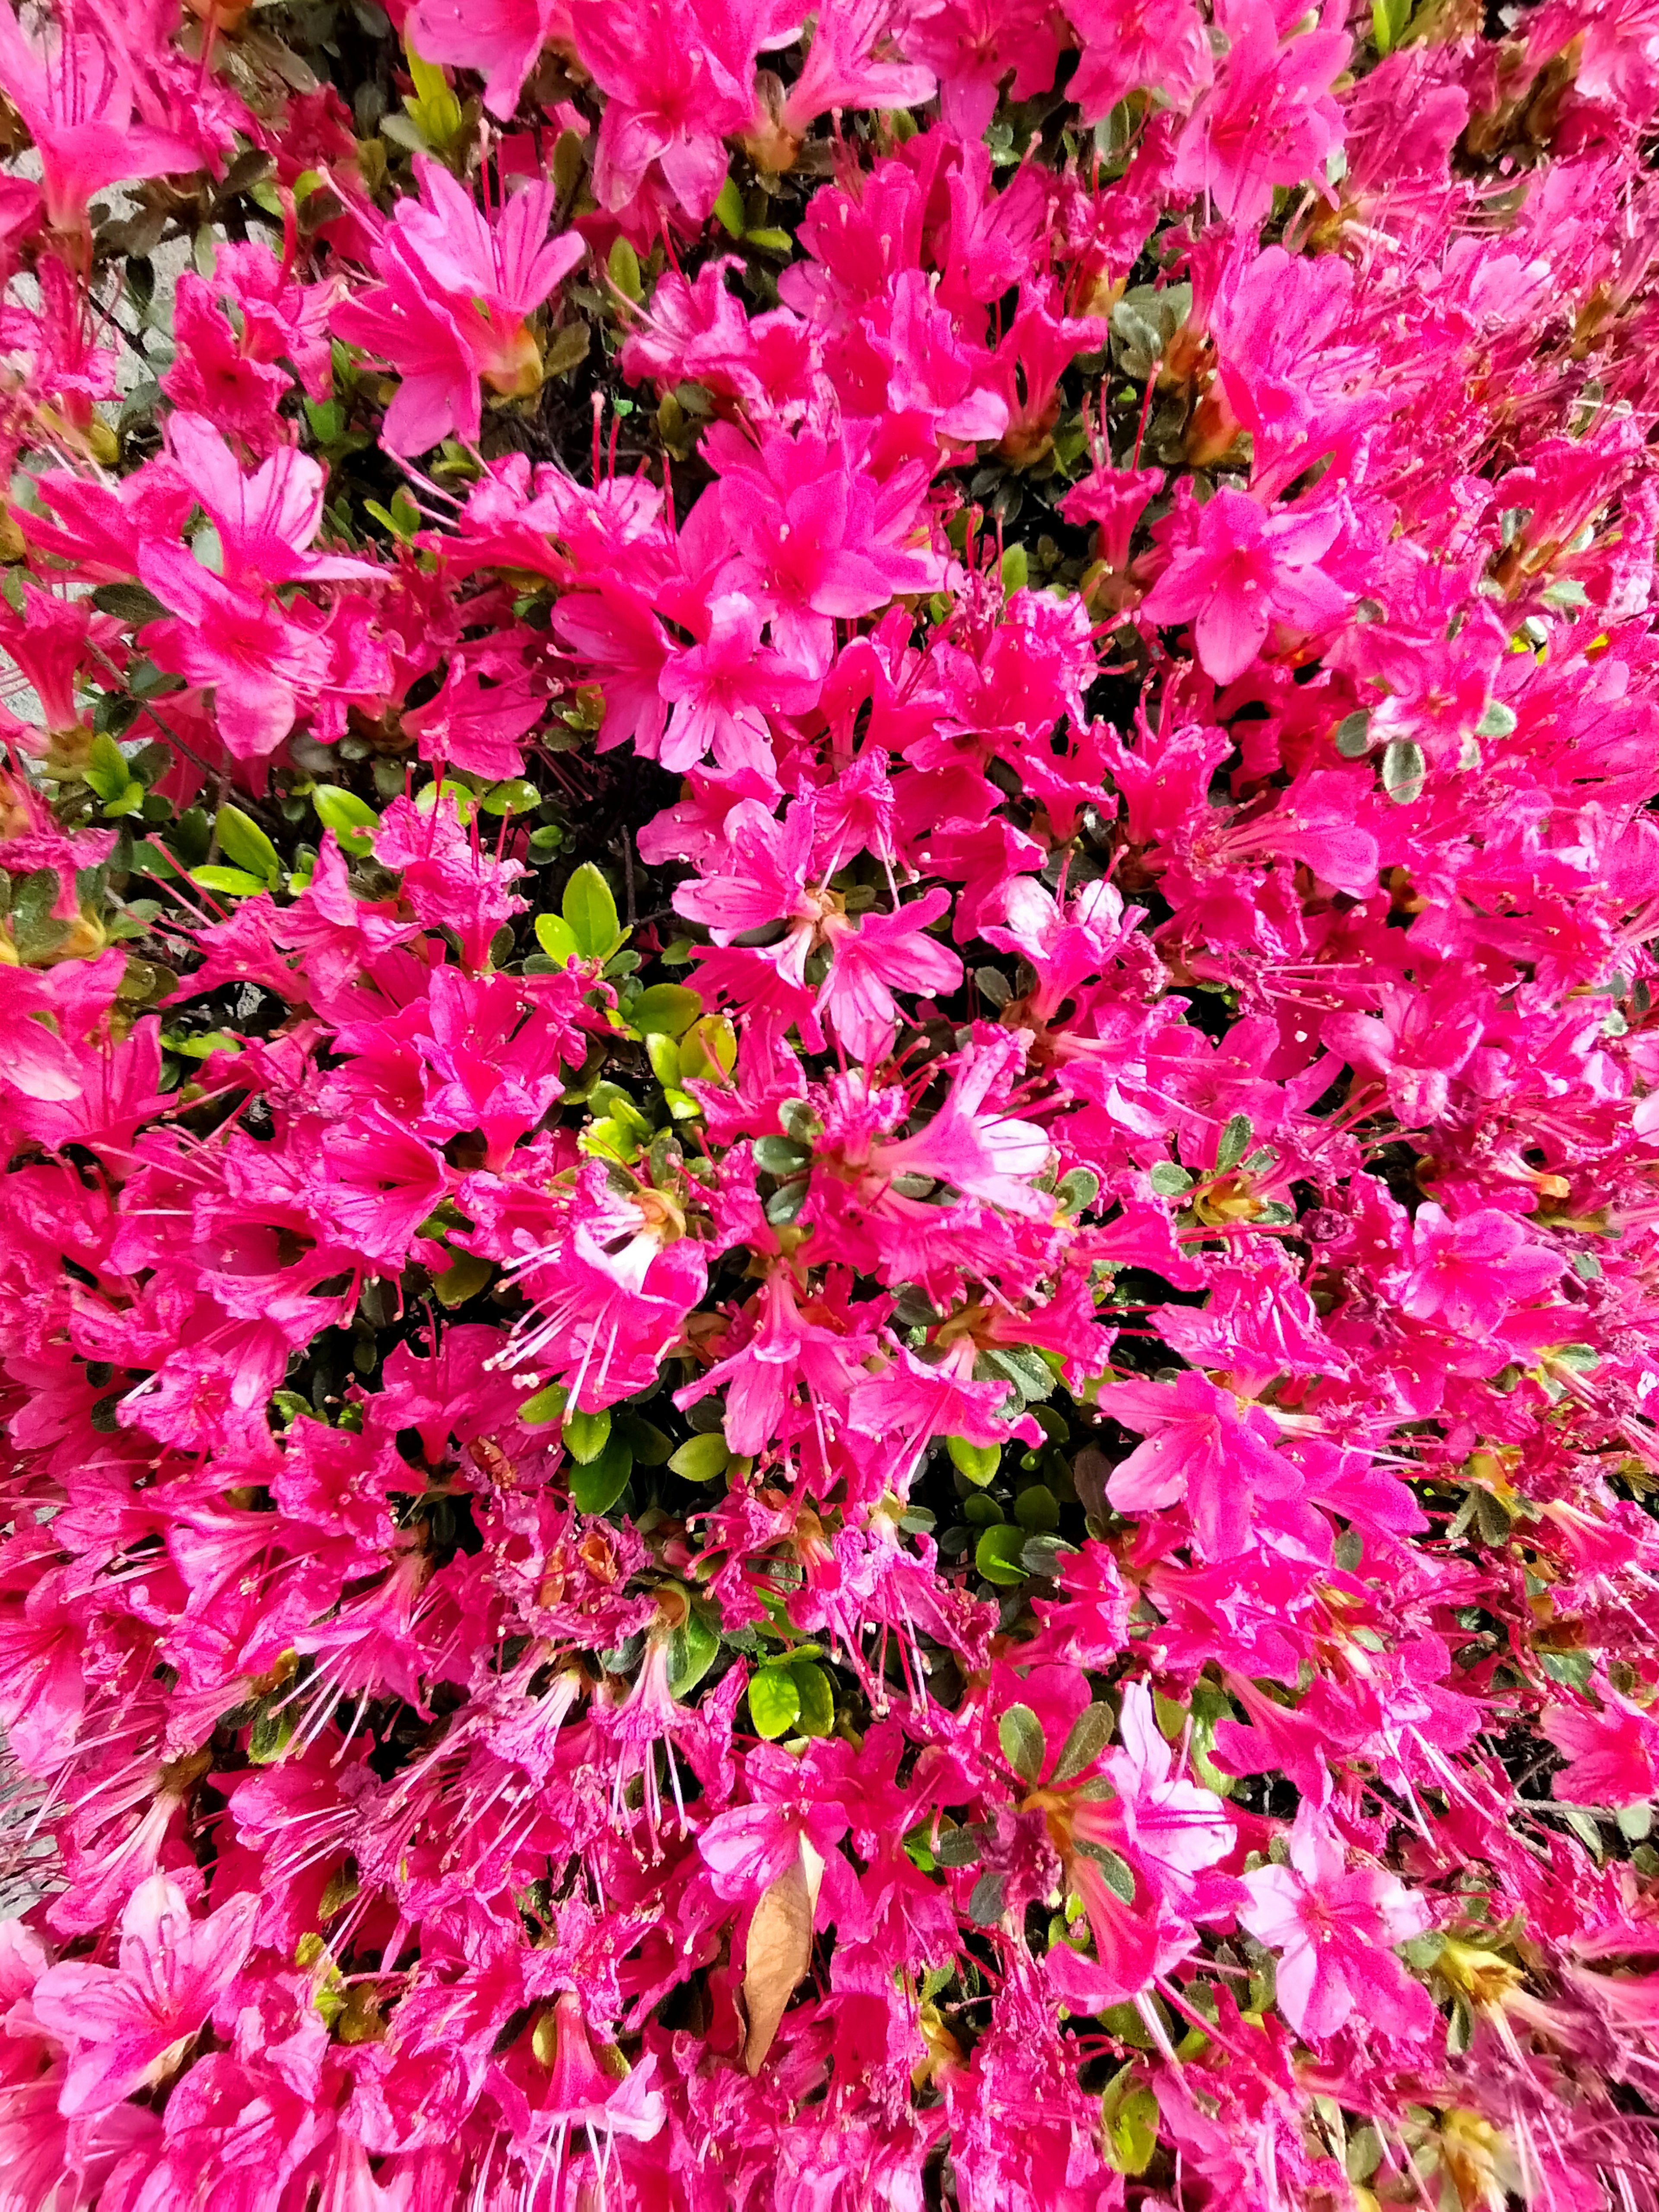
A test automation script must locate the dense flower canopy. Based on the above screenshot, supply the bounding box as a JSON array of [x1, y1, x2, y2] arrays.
[[3, 0, 1659, 2206]]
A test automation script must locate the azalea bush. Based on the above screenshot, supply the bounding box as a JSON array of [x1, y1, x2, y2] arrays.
[[3, 0, 1659, 2204]]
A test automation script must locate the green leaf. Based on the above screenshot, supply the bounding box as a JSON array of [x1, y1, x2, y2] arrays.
[[534, 912, 580, 964], [670, 1433, 732, 1484], [947, 1436, 1001, 1487], [1380, 737, 1426, 804], [934, 1823, 984, 1867], [1053, 1702, 1114, 1783], [91, 580, 169, 627], [479, 778, 541, 817], [569, 1434, 633, 1516], [1103, 2079, 1160, 2175], [84, 732, 135, 804], [645, 1032, 682, 1090], [432, 1252, 491, 1307], [790, 1660, 835, 1738], [998, 1703, 1046, 1782], [684, 1016, 738, 1080], [1075, 1838, 1135, 1903], [607, 236, 643, 302], [1053, 1169, 1099, 1215], [668, 1605, 721, 1697], [630, 983, 702, 1037], [190, 865, 269, 899], [563, 862, 623, 960], [712, 176, 745, 237], [975, 1522, 1027, 1586], [765, 1181, 808, 1226], [754, 1135, 812, 1177], [1540, 1648, 1595, 1691], [980, 1346, 1056, 1402], [312, 784, 379, 855], [1215, 1113, 1252, 1172], [214, 803, 280, 886], [617, 1415, 674, 1466], [748, 1667, 802, 1741], [999, 542, 1028, 594], [1562, 1806, 1604, 1859], [249, 1701, 298, 1764], [1149, 1160, 1194, 1196], [563, 1408, 612, 1463], [1014, 1484, 1059, 1532], [519, 1384, 566, 1427], [403, 38, 464, 147], [967, 1871, 1007, 1925], [1333, 709, 1372, 757]]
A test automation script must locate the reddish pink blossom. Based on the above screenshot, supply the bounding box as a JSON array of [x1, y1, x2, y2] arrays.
[[333, 160, 584, 455], [1394, 1203, 1565, 1335], [30, 1874, 258, 2117], [1239, 1808, 1433, 2040], [0, 6, 205, 232], [406, 0, 575, 117], [1097, 1372, 1304, 1558], [571, 0, 768, 220], [1063, 0, 1211, 125], [1172, 0, 1349, 226], [1545, 1681, 1659, 1810], [1141, 486, 1349, 684]]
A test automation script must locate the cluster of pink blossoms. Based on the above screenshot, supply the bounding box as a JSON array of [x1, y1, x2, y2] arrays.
[[5, 0, 1659, 2205]]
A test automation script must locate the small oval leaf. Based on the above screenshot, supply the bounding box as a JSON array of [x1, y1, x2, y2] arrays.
[[1053, 1702, 1114, 1784], [568, 1435, 632, 1516], [563, 1408, 612, 1464], [975, 1522, 1027, 1586], [563, 862, 622, 960], [998, 1703, 1046, 1782], [214, 803, 280, 885], [748, 1667, 802, 1741]]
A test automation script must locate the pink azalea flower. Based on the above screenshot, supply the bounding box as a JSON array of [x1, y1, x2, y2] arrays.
[[773, 0, 938, 145], [1394, 1203, 1565, 1335], [0, 6, 205, 232], [1545, 1681, 1659, 1810], [333, 160, 584, 456], [570, 0, 767, 220], [30, 1873, 259, 2117], [1141, 486, 1350, 685], [698, 1741, 855, 1903], [707, 423, 944, 678], [1097, 1371, 1304, 1557], [817, 888, 965, 1063], [1063, 0, 1211, 126], [657, 592, 821, 774], [1171, 0, 1350, 227], [405, 0, 575, 118], [1239, 1808, 1433, 2040]]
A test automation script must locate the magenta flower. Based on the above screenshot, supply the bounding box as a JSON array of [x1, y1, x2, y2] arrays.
[[1240, 1809, 1433, 2040], [1098, 1371, 1304, 1557], [0, 6, 205, 232], [1545, 1680, 1659, 1810], [405, 0, 574, 118], [1141, 486, 1349, 684], [708, 424, 944, 677], [334, 160, 584, 456], [571, 0, 761, 220], [30, 1874, 258, 2117], [1394, 1202, 1565, 1335], [1172, 0, 1350, 226]]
